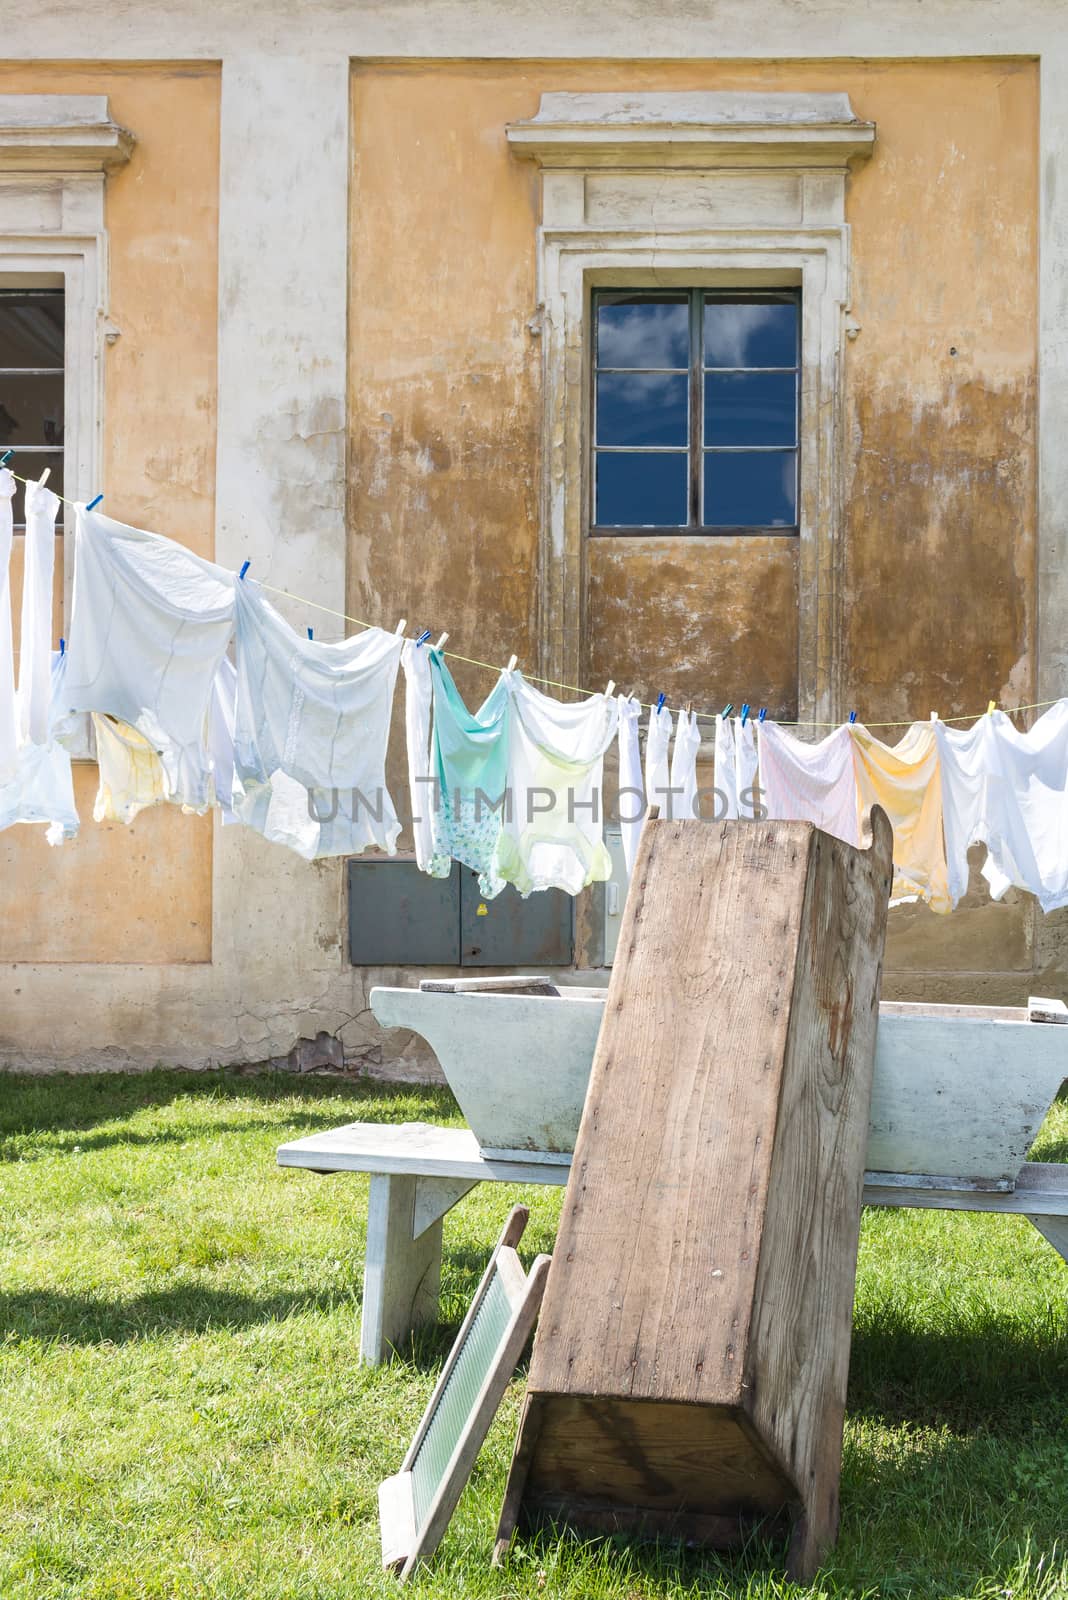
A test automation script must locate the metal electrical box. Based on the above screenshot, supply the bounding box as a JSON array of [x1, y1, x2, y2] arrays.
[[348, 858, 574, 967]]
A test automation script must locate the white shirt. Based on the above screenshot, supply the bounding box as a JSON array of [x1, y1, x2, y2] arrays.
[[616, 694, 644, 871], [668, 708, 701, 820], [232, 578, 403, 857], [0, 468, 17, 784], [937, 704, 1068, 912], [17, 478, 60, 747], [643, 703, 673, 819], [63, 504, 235, 811]]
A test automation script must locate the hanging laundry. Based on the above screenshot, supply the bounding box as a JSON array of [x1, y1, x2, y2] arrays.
[[643, 701, 673, 818], [714, 713, 738, 820], [402, 640, 435, 872], [757, 721, 860, 845], [0, 468, 17, 785], [232, 578, 403, 858], [850, 721, 951, 913], [735, 716, 759, 820], [668, 707, 701, 820], [492, 674, 618, 897], [0, 649, 80, 845], [208, 656, 240, 826], [17, 478, 60, 747], [237, 766, 323, 859], [420, 649, 512, 896], [63, 503, 235, 811], [936, 703, 1068, 913], [91, 713, 169, 824], [616, 694, 644, 872]]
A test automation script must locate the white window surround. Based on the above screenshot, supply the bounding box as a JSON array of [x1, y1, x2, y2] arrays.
[[507, 92, 875, 726], [0, 94, 133, 616]]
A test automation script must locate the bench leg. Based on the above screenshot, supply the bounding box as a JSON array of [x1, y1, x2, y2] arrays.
[[1028, 1214, 1068, 1266], [362, 1174, 443, 1365], [360, 1174, 479, 1364]]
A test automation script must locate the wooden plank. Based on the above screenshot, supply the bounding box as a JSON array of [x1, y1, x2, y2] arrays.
[[277, 1121, 1068, 1219], [746, 819, 892, 1579], [276, 1121, 564, 1185], [497, 810, 893, 1581]]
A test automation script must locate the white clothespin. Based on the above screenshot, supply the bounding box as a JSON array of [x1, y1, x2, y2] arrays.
[[506, 655, 517, 672], [434, 633, 449, 649], [37, 467, 51, 487], [394, 618, 407, 636], [604, 680, 616, 698]]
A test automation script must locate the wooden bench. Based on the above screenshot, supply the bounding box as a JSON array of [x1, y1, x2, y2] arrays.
[[277, 1120, 1068, 1365]]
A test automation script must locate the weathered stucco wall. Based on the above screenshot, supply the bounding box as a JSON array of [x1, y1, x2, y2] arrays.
[[0, 62, 220, 963], [350, 57, 1041, 999], [351, 57, 1036, 722]]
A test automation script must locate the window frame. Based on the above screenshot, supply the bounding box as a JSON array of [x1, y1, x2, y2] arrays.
[[589, 286, 801, 538], [0, 284, 66, 523]]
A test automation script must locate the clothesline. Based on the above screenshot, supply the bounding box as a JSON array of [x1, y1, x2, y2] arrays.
[[255, 578, 1058, 733], [5, 463, 1057, 733], [9, 483, 1068, 919]]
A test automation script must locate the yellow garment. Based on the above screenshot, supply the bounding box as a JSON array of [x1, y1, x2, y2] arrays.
[[850, 722, 951, 915], [91, 713, 168, 824]]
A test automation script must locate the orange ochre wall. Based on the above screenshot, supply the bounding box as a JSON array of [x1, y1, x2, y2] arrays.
[[0, 63, 219, 964], [349, 59, 1037, 726]]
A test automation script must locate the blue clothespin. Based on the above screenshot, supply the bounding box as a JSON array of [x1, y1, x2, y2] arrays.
[[655, 692, 666, 715], [59, 637, 66, 656], [721, 702, 734, 719], [758, 707, 767, 723], [86, 493, 103, 511], [307, 627, 314, 640], [849, 710, 858, 725], [0, 450, 11, 467], [415, 629, 432, 647], [239, 560, 250, 580], [740, 703, 750, 727]]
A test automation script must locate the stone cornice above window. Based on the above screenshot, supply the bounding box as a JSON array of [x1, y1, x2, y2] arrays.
[[0, 95, 134, 172], [506, 91, 875, 170]]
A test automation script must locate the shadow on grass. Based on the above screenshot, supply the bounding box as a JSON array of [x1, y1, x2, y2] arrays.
[[848, 1308, 1068, 1433], [0, 1067, 457, 1151], [0, 1281, 362, 1345]]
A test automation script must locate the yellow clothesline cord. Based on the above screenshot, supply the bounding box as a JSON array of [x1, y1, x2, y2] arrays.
[[3, 466, 1058, 732], [254, 578, 1061, 731]]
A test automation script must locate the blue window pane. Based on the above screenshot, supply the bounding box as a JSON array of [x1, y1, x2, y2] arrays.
[[704, 300, 798, 368], [596, 451, 688, 527], [596, 297, 689, 369], [596, 371, 688, 447], [705, 372, 796, 447], [704, 450, 797, 528]]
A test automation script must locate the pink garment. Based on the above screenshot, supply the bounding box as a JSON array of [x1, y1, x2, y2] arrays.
[[756, 722, 859, 845]]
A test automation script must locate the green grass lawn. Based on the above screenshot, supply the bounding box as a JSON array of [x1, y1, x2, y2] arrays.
[[0, 1069, 1066, 1600]]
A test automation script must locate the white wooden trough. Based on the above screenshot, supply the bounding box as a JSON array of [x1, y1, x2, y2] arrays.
[[371, 979, 1068, 1191]]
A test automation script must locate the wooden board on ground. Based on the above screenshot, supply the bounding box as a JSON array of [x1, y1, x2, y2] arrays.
[[379, 1205, 550, 1582], [495, 809, 894, 1582]]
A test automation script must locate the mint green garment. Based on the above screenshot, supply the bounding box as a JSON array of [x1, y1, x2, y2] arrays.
[[428, 650, 511, 898]]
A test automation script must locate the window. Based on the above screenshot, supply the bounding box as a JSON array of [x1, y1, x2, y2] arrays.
[[591, 289, 800, 534], [0, 287, 65, 521]]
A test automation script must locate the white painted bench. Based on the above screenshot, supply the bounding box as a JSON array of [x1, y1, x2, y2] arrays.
[[277, 1120, 1068, 1364]]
